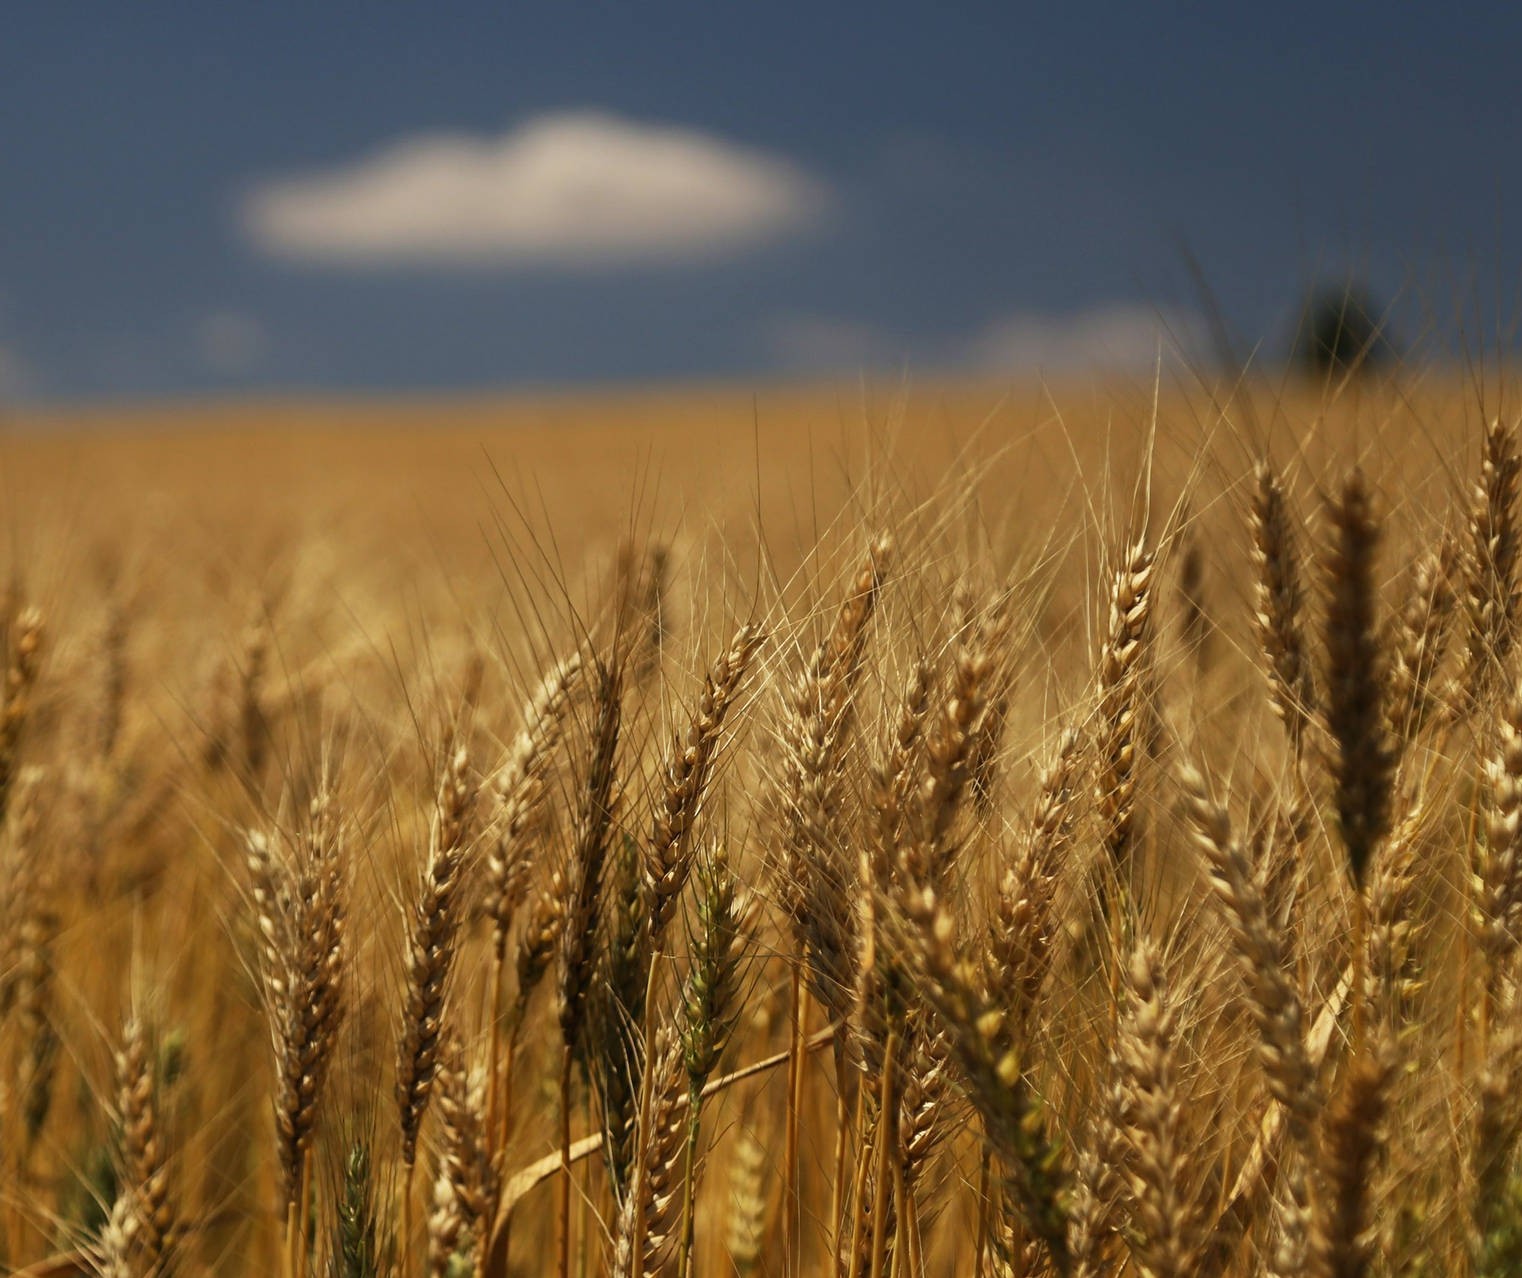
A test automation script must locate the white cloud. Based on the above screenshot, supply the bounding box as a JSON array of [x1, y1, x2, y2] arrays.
[[241, 111, 832, 268], [762, 304, 1200, 376], [965, 304, 1198, 373], [196, 311, 266, 375]]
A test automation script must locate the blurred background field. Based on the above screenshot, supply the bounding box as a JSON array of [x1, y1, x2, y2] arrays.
[[1, 371, 1489, 577], [0, 369, 1496, 799]]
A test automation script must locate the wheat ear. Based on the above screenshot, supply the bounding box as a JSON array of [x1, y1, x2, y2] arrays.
[[895, 880, 1071, 1273], [6, 769, 57, 1150], [1250, 463, 1318, 752], [1321, 468, 1395, 890], [331, 1142, 384, 1278], [1458, 417, 1521, 710], [426, 1033, 493, 1278], [907, 595, 1006, 893], [397, 742, 479, 1270], [673, 844, 749, 1278], [486, 653, 581, 958], [554, 657, 622, 1278], [772, 537, 890, 1276], [1096, 538, 1155, 877], [1177, 763, 1315, 1130], [116, 1015, 174, 1276], [1114, 939, 1192, 1278], [482, 653, 580, 1173], [1309, 1044, 1393, 1278], [0, 606, 43, 826], [1388, 537, 1455, 737], [1470, 1020, 1522, 1277], [646, 623, 764, 942], [986, 728, 1083, 1030], [249, 782, 348, 1215], [1475, 678, 1522, 994], [775, 536, 891, 1024], [610, 1028, 689, 1278]]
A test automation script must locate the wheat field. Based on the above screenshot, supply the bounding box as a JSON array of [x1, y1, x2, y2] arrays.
[[1, 369, 1519, 1277]]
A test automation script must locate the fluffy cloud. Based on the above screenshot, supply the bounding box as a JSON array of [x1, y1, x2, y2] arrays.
[[965, 304, 1198, 373], [241, 112, 832, 268], [763, 304, 1199, 376]]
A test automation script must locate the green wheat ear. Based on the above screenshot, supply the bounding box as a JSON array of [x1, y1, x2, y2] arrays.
[[332, 1141, 383, 1278], [158, 1025, 189, 1089], [1476, 1169, 1522, 1278], [65, 1138, 119, 1249], [58, 1021, 188, 1259]]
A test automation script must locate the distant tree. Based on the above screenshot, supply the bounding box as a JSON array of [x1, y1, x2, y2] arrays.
[[1292, 283, 1396, 377]]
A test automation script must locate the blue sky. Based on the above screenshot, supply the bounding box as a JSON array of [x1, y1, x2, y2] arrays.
[[2, 3, 1519, 402]]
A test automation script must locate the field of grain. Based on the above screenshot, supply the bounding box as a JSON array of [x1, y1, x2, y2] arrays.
[[1, 370, 1518, 1277]]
